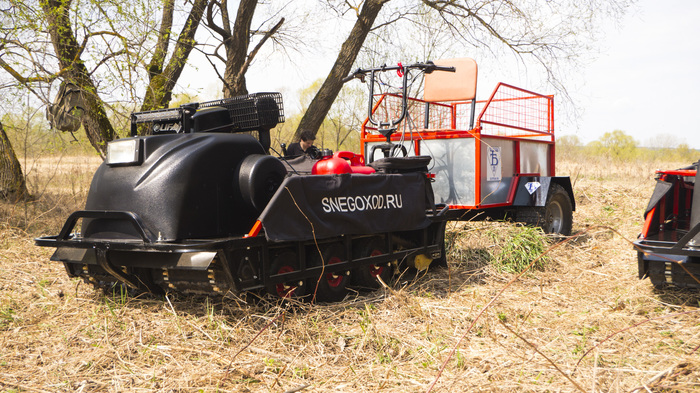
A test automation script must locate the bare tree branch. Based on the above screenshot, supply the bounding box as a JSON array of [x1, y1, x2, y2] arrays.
[[207, 0, 231, 41], [236, 17, 284, 84], [295, 0, 389, 140]]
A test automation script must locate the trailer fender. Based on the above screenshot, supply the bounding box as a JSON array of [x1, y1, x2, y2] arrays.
[[512, 176, 575, 211]]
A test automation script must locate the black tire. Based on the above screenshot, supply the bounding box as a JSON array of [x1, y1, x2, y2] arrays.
[[266, 251, 307, 299], [310, 243, 350, 302], [352, 237, 394, 289], [238, 154, 287, 211], [516, 183, 573, 236]]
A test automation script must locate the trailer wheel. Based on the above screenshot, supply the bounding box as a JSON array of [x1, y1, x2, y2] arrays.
[[311, 243, 350, 302], [267, 251, 306, 299], [352, 237, 393, 289], [517, 183, 573, 236]]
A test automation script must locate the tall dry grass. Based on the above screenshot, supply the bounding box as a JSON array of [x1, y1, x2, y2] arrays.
[[1, 155, 101, 234], [0, 155, 698, 392]]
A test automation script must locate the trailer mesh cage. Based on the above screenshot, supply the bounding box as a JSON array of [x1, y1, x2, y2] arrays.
[[364, 83, 553, 141], [476, 83, 553, 140], [361, 77, 557, 209], [130, 92, 285, 135]]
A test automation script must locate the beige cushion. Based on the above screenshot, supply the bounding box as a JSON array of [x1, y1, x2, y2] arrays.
[[424, 58, 478, 102]]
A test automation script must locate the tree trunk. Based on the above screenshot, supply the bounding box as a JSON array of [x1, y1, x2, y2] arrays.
[[222, 0, 258, 98], [140, 0, 208, 112], [294, 0, 388, 140], [207, 0, 284, 99], [42, 0, 115, 155], [147, 0, 176, 79], [0, 121, 29, 202]]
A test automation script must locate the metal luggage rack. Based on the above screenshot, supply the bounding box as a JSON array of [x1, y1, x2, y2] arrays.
[[130, 92, 285, 135], [199, 92, 285, 131]]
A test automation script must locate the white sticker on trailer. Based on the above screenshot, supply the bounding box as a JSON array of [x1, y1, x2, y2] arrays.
[[525, 182, 541, 194], [487, 146, 501, 181]]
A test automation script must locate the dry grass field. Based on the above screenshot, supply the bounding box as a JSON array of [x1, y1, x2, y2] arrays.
[[0, 155, 698, 392]]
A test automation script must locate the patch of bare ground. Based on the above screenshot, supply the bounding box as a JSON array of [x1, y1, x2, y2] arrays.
[[0, 156, 698, 392]]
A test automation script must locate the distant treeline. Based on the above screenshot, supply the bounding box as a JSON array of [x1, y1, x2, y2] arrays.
[[557, 130, 699, 162]]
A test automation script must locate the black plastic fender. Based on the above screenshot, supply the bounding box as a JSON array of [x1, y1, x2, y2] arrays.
[[512, 176, 575, 211], [83, 133, 266, 240]]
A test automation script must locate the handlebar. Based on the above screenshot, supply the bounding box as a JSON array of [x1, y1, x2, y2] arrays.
[[341, 68, 363, 83], [342, 61, 455, 84], [343, 61, 455, 133], [342, 61, 456, 161]]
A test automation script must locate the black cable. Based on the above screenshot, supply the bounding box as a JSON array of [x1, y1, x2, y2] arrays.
[[269, 146, 300, 176]]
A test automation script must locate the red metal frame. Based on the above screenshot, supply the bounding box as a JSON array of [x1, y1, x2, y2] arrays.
[[657, 169, 697, 177], [361, 83, 555, 211], [246, 220, 263, 238], [641, 206, 656, 238], [641, 171, 697, 238]]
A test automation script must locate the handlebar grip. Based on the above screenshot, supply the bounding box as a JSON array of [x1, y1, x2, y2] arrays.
[[423, 62, 455, 74], [342, 67, 365, 83], [434, 65, 455, 72]]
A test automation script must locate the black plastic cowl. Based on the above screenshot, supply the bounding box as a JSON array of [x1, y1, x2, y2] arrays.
[[82, 133, 271, 241]]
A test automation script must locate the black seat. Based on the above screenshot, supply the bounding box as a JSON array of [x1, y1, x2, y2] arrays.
[[368, 156, 432, 173]]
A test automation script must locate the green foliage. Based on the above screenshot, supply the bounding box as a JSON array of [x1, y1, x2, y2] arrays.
[[556, 130, 699, 163], [488, 226, 550, 274], [590, 130, 638, 160], [0, 306, 16, 331], [2, 109, 96, 158], [557, 134, 582, 150], [556, 134, 584, 161], [1, 0, 206, 153], [271, 80, 365, 154], [169, 92, 202, 108]]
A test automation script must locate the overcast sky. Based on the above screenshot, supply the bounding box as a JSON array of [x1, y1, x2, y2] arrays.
[[183, 0, 700, 149], [569, 0, 700, 149]]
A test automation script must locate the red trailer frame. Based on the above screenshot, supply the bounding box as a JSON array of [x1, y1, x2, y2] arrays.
[[361, 74, 555, 212]]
